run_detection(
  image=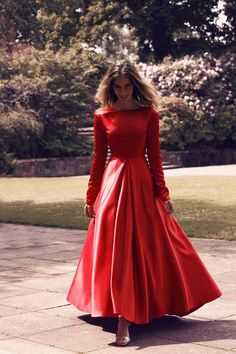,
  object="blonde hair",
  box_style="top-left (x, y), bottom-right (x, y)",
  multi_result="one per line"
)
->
top-left (94, 60), bottom-right (159, 109)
